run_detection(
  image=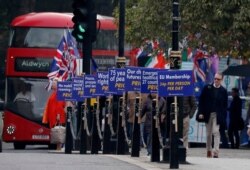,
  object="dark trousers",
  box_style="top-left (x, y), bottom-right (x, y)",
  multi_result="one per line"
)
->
top-left (228, 125), bottom-right (240, 149)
